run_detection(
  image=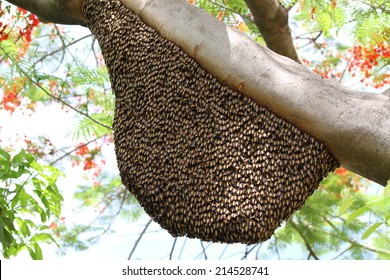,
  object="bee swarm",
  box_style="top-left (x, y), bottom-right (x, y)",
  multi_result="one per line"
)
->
top-left (83, 0), bottom-right (338, 244)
